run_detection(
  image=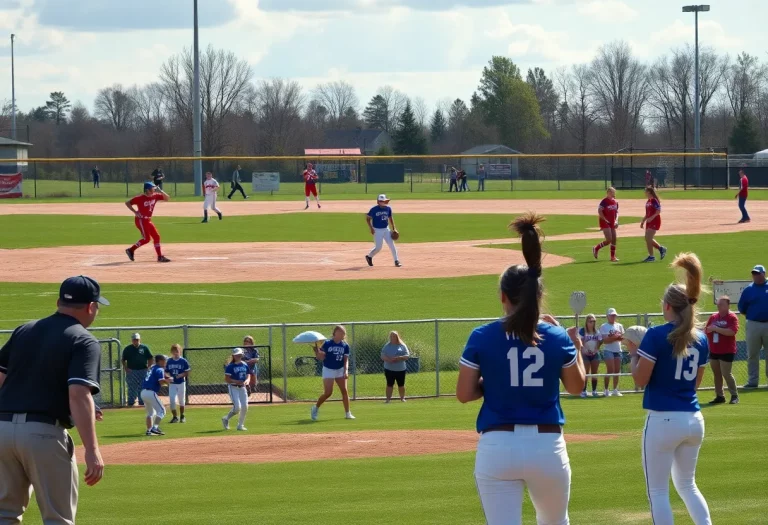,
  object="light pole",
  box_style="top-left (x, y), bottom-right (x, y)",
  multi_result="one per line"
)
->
top-left (193, 0), bottom-right (203, 196)
top-left (682, 4), bottom-right (710, 177)
top-left (10, 34), bottom-right (16, 140)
